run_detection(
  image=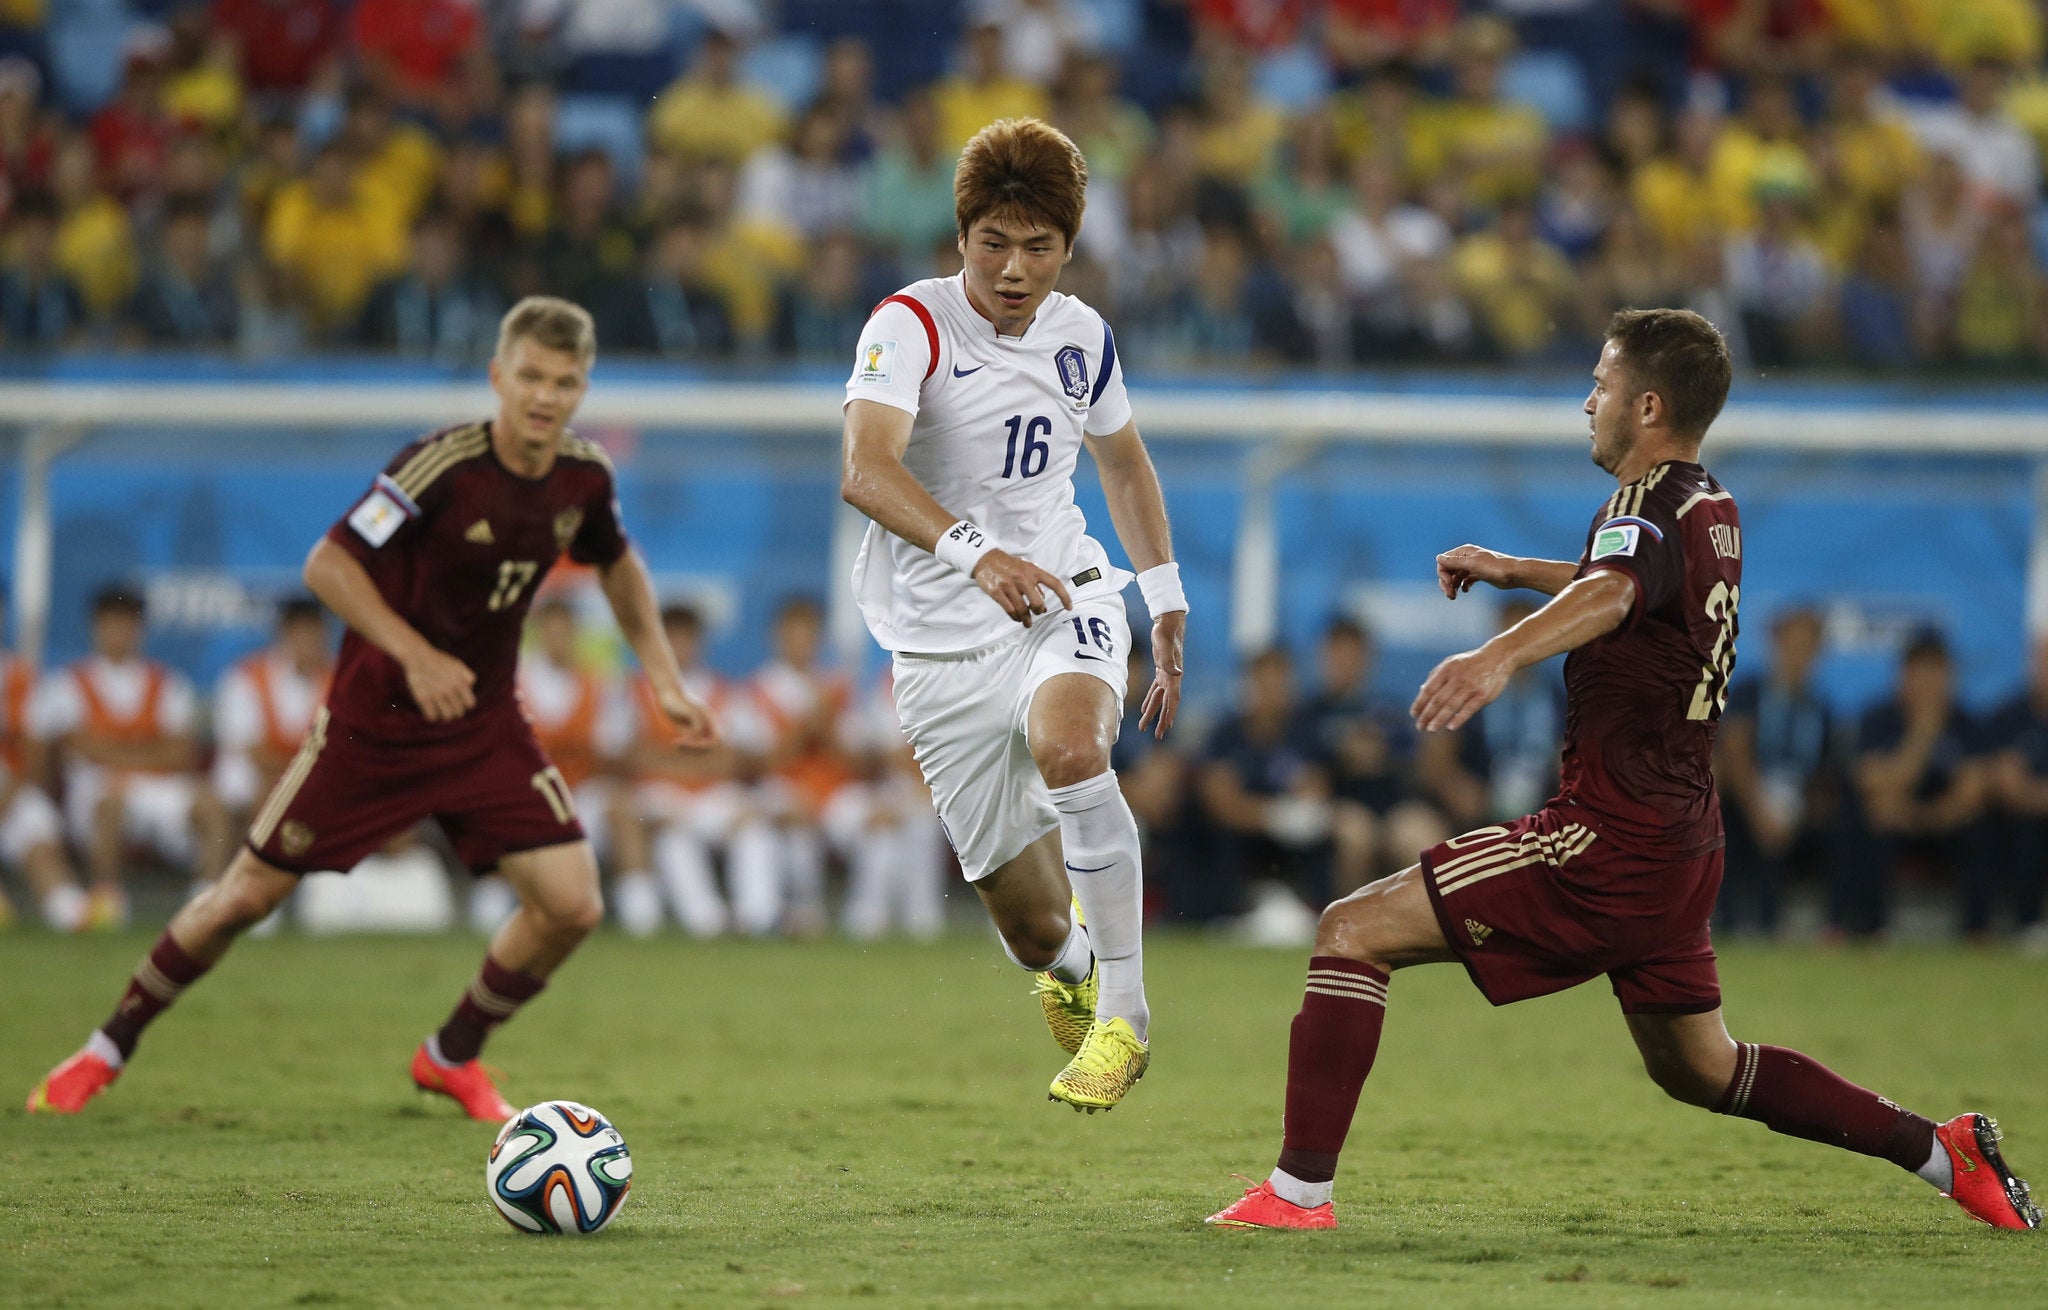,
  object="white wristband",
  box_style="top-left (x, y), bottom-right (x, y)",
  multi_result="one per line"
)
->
top-left (933, 519), bottom-right (993, 576)
top-left (1138, 562), bottom-right (1188, 618)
